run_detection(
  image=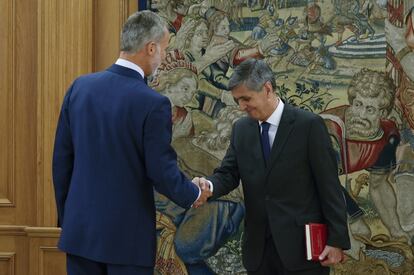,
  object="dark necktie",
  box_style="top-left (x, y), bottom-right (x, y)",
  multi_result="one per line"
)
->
top-left (261, 122), bottom-right (271, 161)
